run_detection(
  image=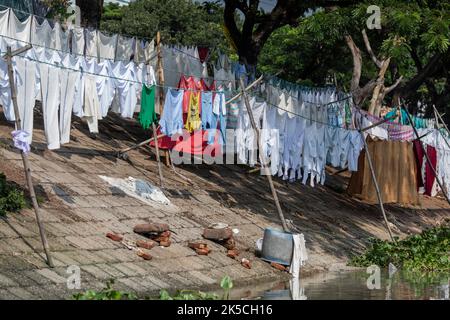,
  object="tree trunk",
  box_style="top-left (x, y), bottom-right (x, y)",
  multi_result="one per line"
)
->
top-left (76, 0), bottom-right (104, 28)
top-left (369, 58), bottom-right (390, 116)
